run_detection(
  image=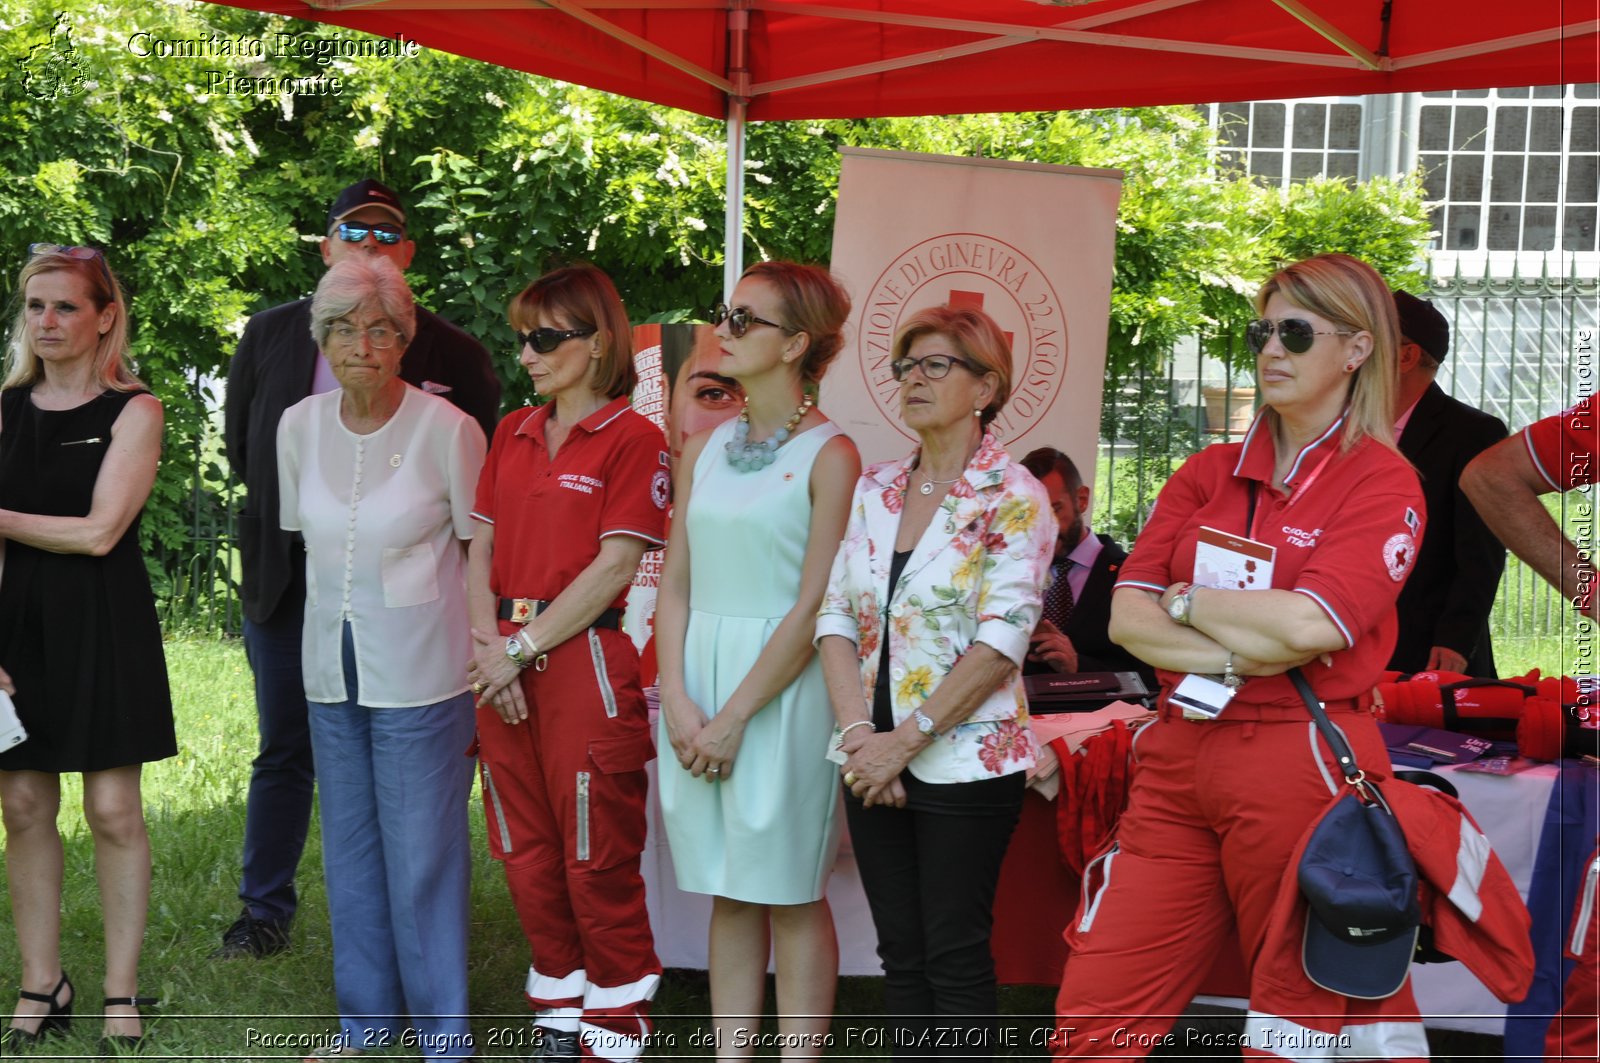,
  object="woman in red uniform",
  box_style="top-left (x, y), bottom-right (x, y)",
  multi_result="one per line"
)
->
top-left (1054, 253), bottom-right (1430, 1058)
top-left (467, 264), bottom-right (667, 1063)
